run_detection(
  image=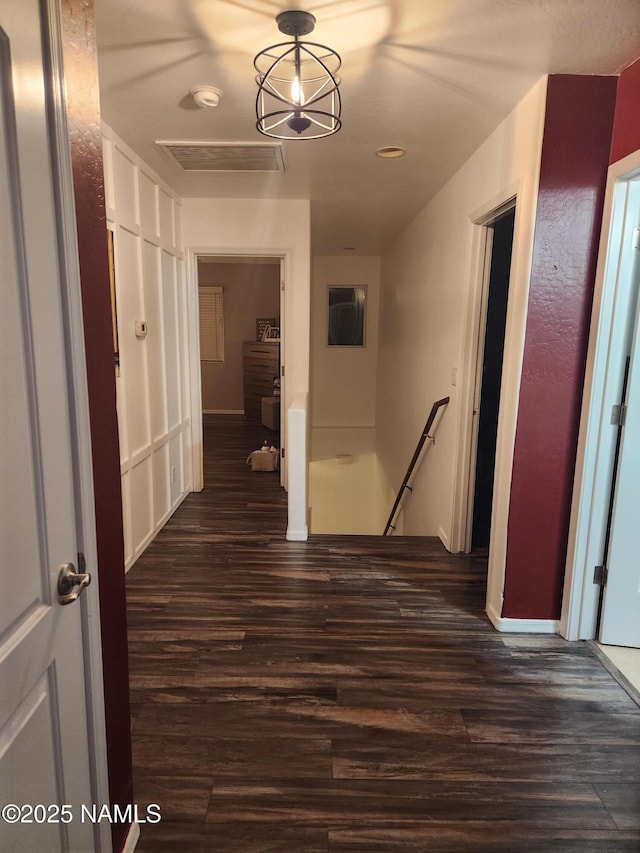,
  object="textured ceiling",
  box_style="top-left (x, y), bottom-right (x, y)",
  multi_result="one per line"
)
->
top-left (95, 0), bottom-right (640, 254)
